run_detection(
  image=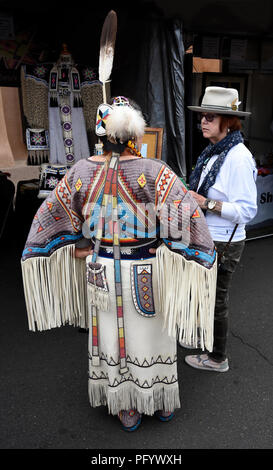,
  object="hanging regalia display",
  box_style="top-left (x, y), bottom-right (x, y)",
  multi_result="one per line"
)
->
top-left (26, 128), bottom-right (50, 165)
top-left (21, 62), bottom-right (50, 166)
top-left (37, 163), bottom-right (72, 199)
top-left (20, 44), bottom-right (107, 197)
top-left (49, 55), bottom-right (83, 108)
top-left (47, 44), bottom-right (89, 169)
